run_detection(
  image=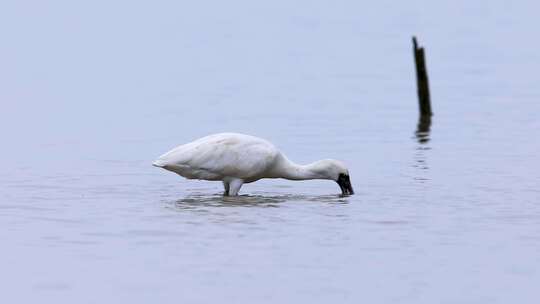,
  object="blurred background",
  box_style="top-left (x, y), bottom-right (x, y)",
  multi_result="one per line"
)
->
top-left (1, 1), bottom-right (539, 303)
